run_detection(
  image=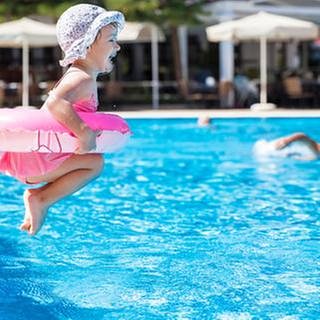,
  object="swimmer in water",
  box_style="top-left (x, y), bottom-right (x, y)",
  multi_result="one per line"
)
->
top-left (197, 115), bottom-right (213, 127)
top-left (254, 132), bottom-right (320, 161)
top-left (197, 115), bottom-right (214, 129)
